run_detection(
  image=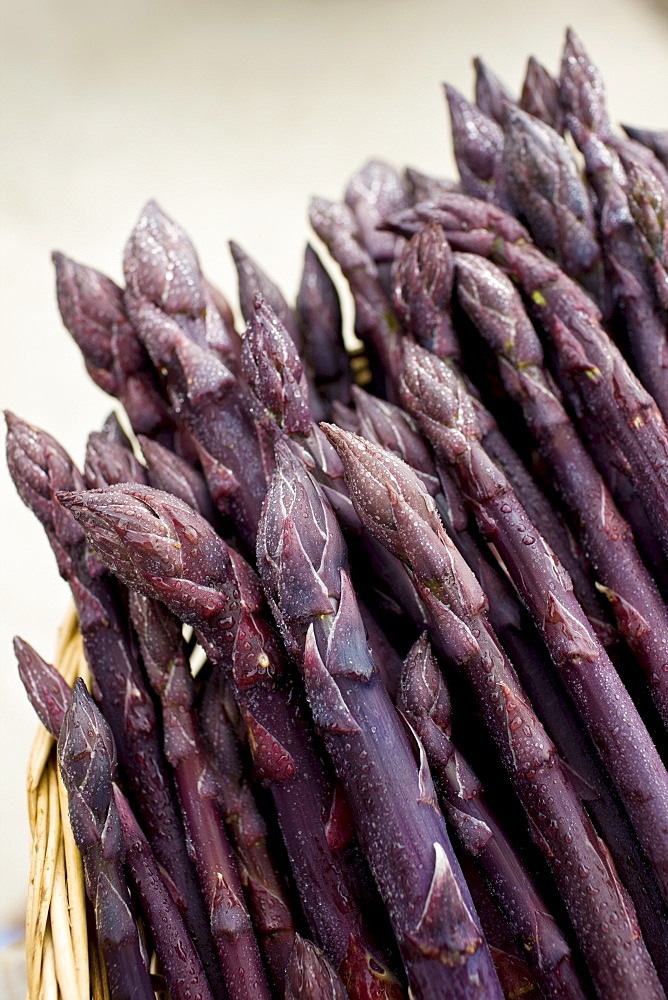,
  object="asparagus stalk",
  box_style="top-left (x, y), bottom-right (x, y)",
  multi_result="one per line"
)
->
top-left (5, 413), bottom-right (223, 994)
top-left (285, 936), bottom-right (349, 1000)
top-left (323, 424), bottom-right (665, 1000)
top-left (13, 638), bottom-right (216, 1000)
top-left (296, 244), bottom-right (353, 409)
top-left (122, 203), bottom-right (267, 547)
top-left (123, 200), bottom-right (239, 363)
top-left (398, 634), bottom-right (588, 1000)
top-left (454, 250), bottom-right (668, 724)
top-left (14, 637), bottom-right (72, 739)
top-left (52, 253), bottom-right (174, 439)
top-left (113, 787), bottom-right (216, 1000)
top-left (473, 58), bottom-right (513, 126)
top-left (502, 105), bottom-right (605, 306)
top-left (257, 441), bottom-right (503, 1000)
top-left (398, 341), bottom-right (668, 901)
top-left (520, 57), bottom-right (564, 135)
top-left (347, 383), bottom-right (668, 972)
top-left (127, 591), bottom-right (274, 1000)
top-left (138, 435), bottom-right (217, 524)
top-left (558, 29), bottom-right (668, 419)
top-left (230, 239), bottom-right (303, 353)
top-left (444, 85), bottom-right (513, 212)
top-left (309, 196), bottom-right (401, 397)
top-left (622, 125), bottom-right (668, 171)
top-left (58, 679), bottom-right (155, 1000)
top-left (391, 221), bottom-right (459, 361)
top-left (344, 160), bottom-right (409, 297)
top-left (385, 194), bottom-right (668, 561)
top-left (391, 225), bottom-right (615, 643)
top-left (58, 483), bottom-right (403, 1000)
